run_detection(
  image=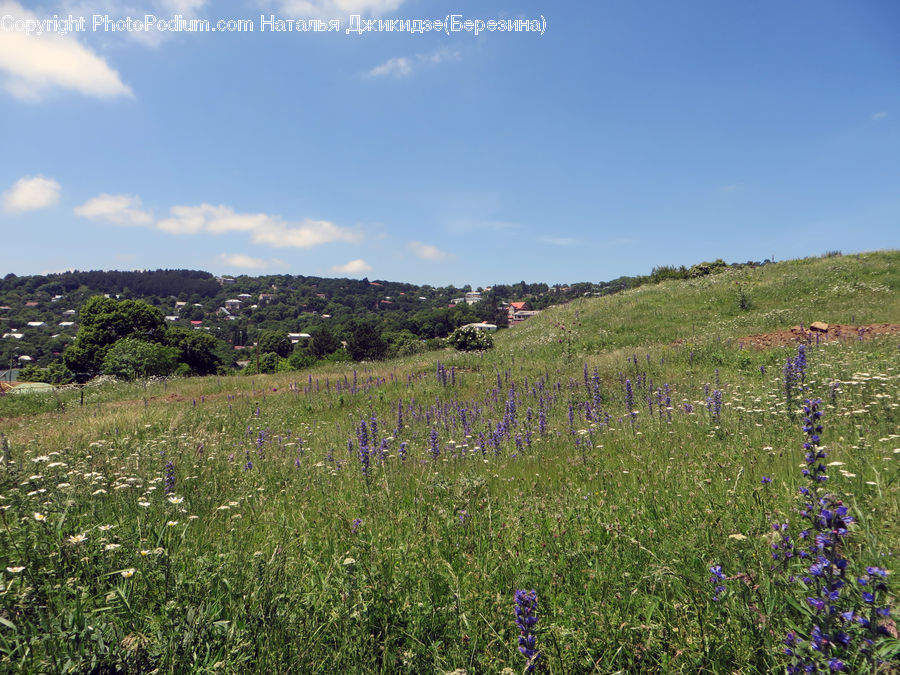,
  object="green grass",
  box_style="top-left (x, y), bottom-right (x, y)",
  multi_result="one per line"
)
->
top-left (0, 251), bottom-right (898, 673)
